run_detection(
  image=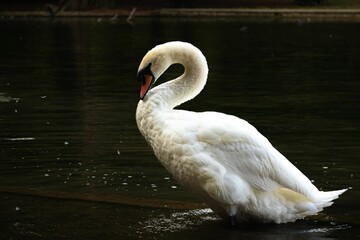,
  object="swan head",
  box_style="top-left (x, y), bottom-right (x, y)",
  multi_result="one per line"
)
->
top-left (137, 44), bottom-right (172, 100)
top-left (136, 41), bottom-right (208, 103)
